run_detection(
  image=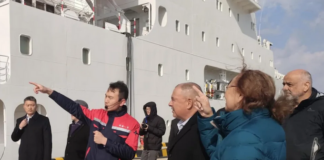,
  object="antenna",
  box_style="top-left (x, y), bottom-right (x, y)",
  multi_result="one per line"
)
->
top-left (258, 0), bottom-right (267, 37)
